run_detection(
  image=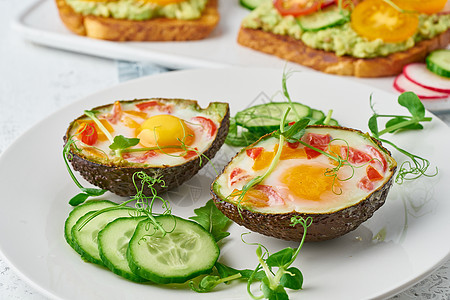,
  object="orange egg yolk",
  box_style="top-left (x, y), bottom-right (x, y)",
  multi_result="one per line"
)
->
top-left (280, 164), bottom-right (336, 201)
top-left (231, 189), bottom-right (270, 208)
top-left (252, 144), bottom-right (307, 171)
top-left (136, 115), bottom-right (194, 149)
